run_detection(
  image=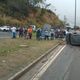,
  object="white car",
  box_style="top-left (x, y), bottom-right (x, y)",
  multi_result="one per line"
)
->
top-left (0, 26), bottom-right (10, 31)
